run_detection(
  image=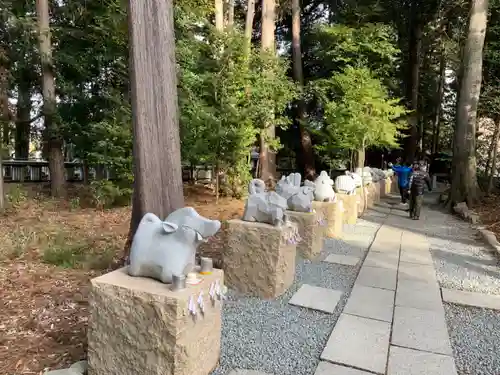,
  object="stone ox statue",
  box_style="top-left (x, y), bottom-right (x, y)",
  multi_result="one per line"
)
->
top-left (276, 173), bottom-right (315, 212)
top-left (128, 207), bottom-right (221, 284)
top-left (242, 179), bottom-right (288, 226)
